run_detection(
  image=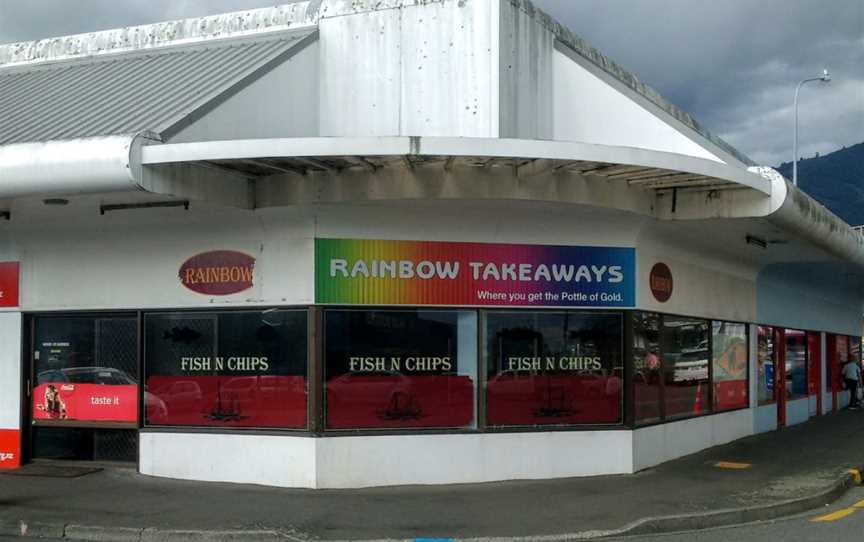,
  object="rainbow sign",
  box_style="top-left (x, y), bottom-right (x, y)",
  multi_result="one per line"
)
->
top-left (315, 239), bottom-right (635, 307)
